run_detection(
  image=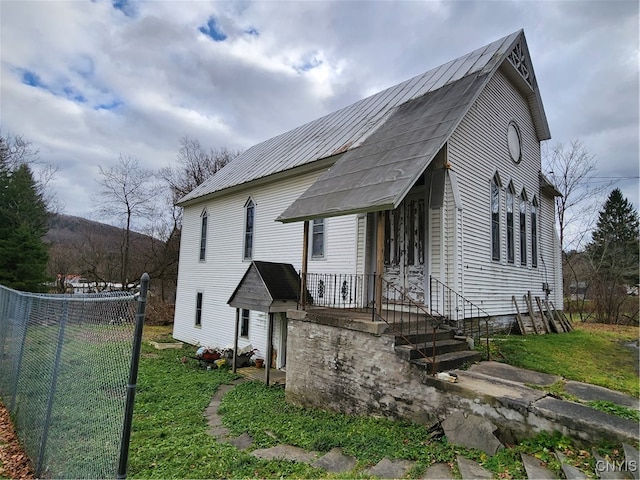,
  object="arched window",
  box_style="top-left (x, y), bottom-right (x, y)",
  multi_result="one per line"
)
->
top-left (244, 198), bottom-right (255, 260)
top-left (519, 190), bottom-right (527, 266)
top-left (199, 208), bottom-right (208, 261)
top-left (531, 197), bottom-right (538, 268)
top-left (506, 183), bottom-right (515, 264)
top-left (491, 174), bottom-right (501, 261)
